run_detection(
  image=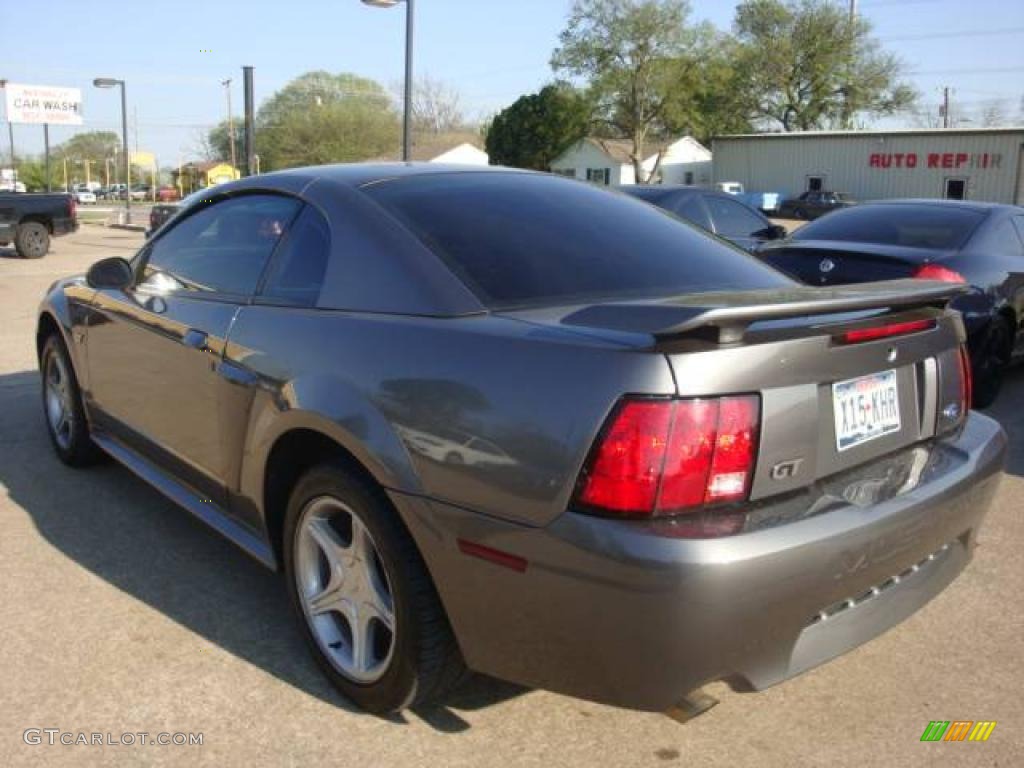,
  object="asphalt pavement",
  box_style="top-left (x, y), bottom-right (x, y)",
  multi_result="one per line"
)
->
top-left (0, 228), bottom-right (1020, 767)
